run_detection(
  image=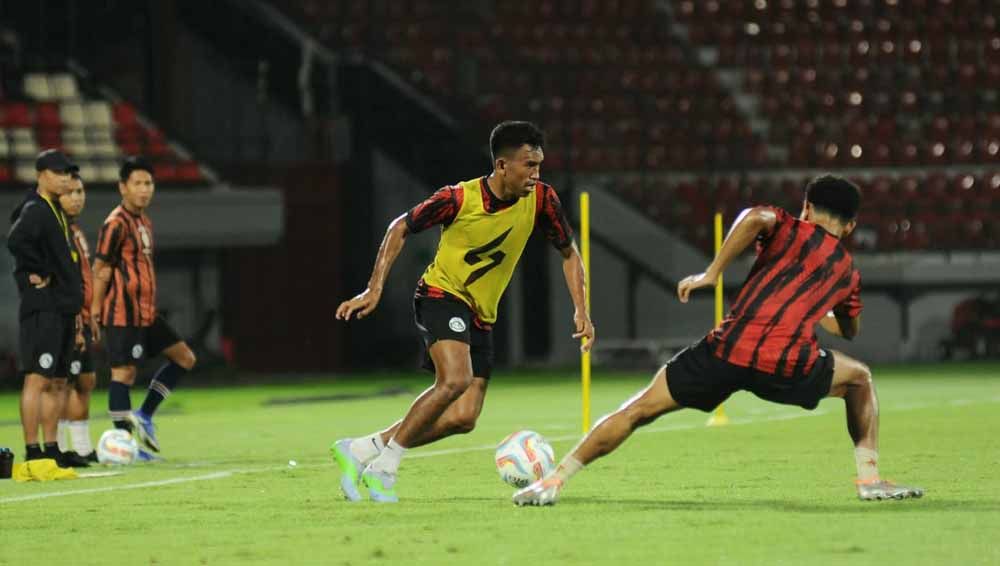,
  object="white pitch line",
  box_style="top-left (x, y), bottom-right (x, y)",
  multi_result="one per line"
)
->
top-left (0, 471), bottom-right (233, 504)
top-left (1, 396), bottom-right (995, 504)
